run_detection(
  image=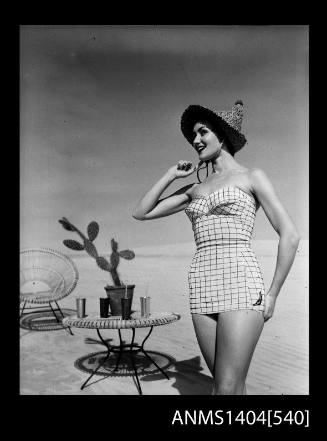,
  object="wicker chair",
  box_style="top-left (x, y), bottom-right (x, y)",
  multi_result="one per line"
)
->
top-left (20, 248), bottom-right (79, 334)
